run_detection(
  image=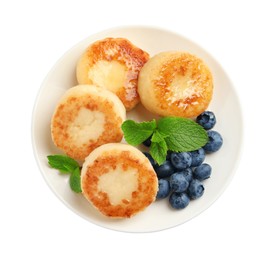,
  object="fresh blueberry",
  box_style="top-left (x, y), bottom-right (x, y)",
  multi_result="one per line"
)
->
top-left (143, 152), bottom-right (157, 167)
top-left (203, 130), bottom-right (223, 153)
top-left (156, 179), bottom-right (170, 199)
top-left (196, 111), bottom-right (216, 130)
top-left (169, 192), bottom-right (190, 209)
top-left (170, 173), bottom-right (189, 192)
top-left (190, 148), bottom-right (206, 167)
top-left (188, 179), bottom-right (204, 199)
top-left (178, 168), bottom-right (193, 183)
top-left (154, 160), bottom-right (175, 178)
top-left (193, 163), bottom-right (212, 181)
top-left (170, 152), bottom-right (192, 170)
top-left (142, 136), bottom-right (152, 147)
